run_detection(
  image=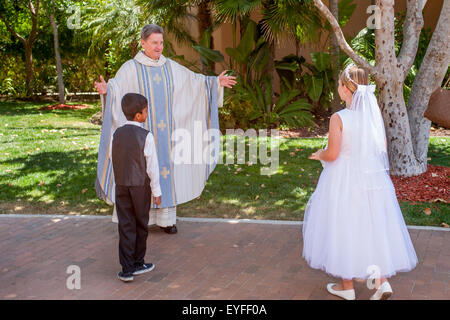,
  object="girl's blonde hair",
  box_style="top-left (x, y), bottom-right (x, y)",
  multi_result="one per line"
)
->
top-left (339, 65), bottom-right (369, 93)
